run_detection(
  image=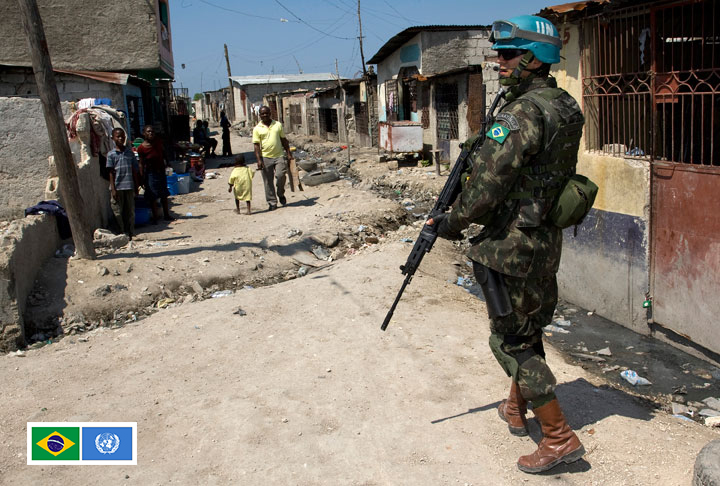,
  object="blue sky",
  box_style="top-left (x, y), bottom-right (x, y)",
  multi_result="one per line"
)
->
top-left (171, 0), bottom-right (558, 96)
